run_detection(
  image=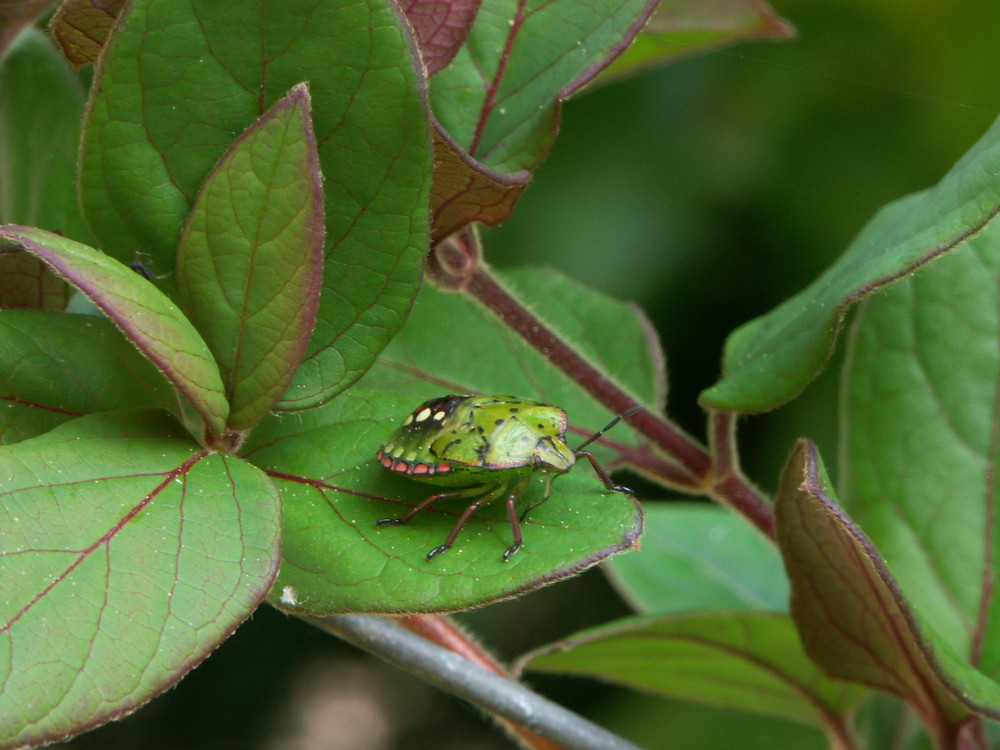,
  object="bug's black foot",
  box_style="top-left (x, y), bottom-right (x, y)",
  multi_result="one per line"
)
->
top-left (376, 517), bottom-right (405, 527)
top-left (502, 543), bottom-right (522, 561)
top-left (426, 544), bottom-right (450, 560)
top-left (612, 485), bottom-right (635, 497)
